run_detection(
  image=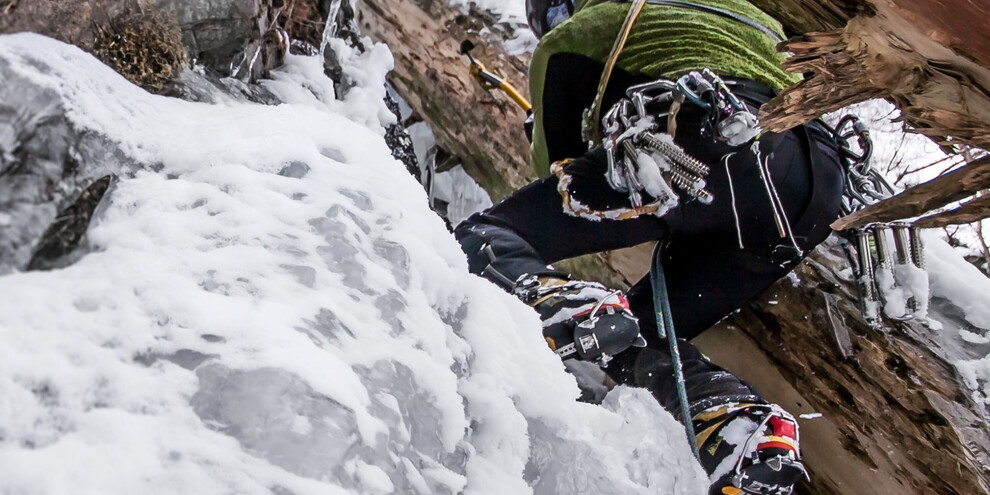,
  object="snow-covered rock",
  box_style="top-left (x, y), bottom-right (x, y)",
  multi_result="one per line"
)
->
top-left (0, 33), bottom-right (707, 495)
